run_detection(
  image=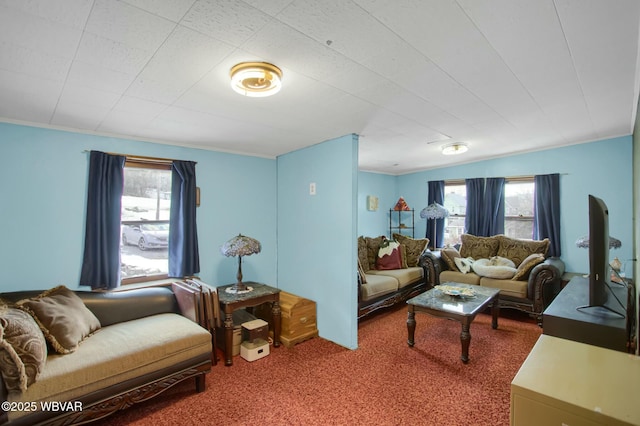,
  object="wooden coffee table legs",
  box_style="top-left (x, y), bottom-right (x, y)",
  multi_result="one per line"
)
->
top-left (460, 297), bottom-right (500, 363)
top-left (491, 299), bottom-right (499, 329)
top-left (407, 310), bottom-right (416, 347)
top-left (407, 299), bottom-right (500, 363)
top-left (460, 321), bottom-right (471, 363)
